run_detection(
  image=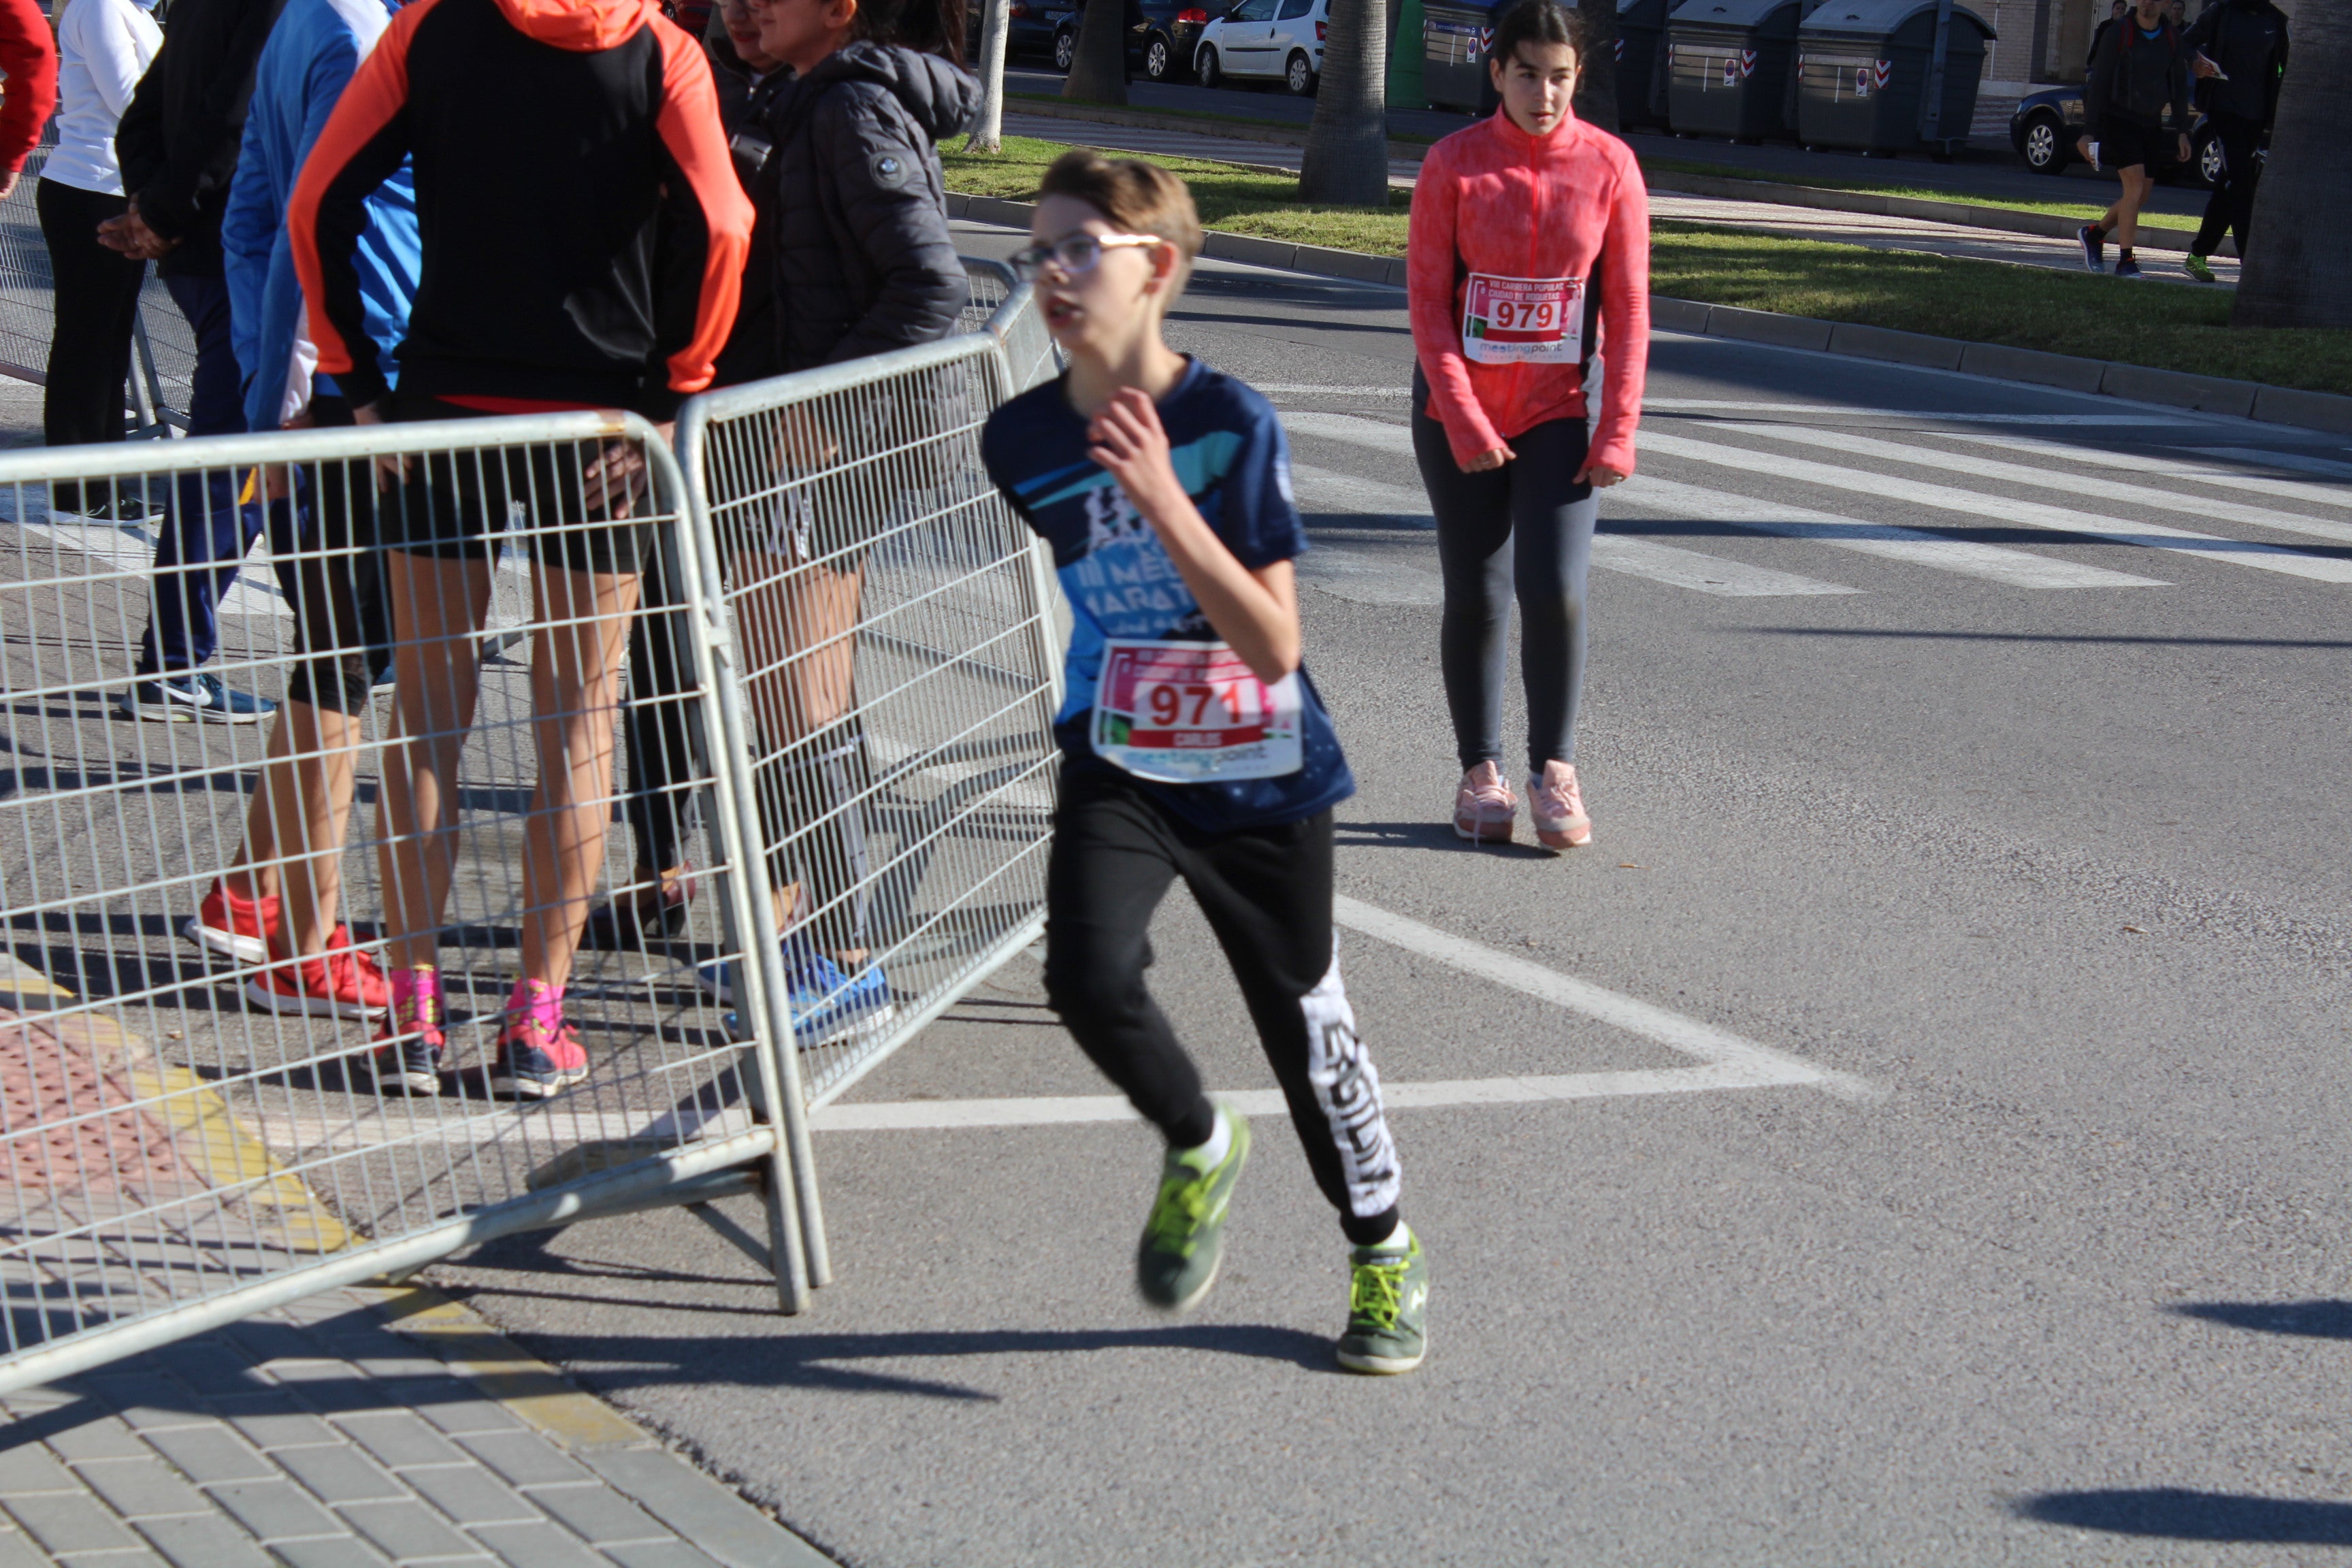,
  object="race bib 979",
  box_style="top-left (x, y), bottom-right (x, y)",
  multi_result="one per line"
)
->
top-left (1092, 638), bottom-right (1303, 784)
top-left (1461, 273), bottom-right (1585, 365)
